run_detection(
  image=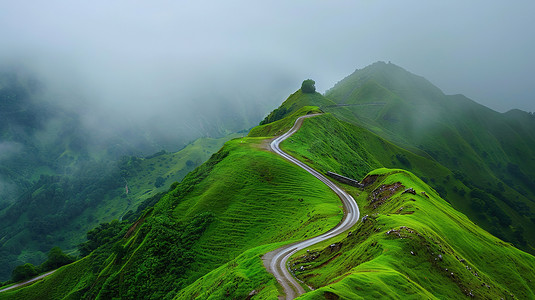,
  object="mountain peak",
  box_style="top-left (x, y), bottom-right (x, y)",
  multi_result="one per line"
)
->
top-left (326, 61), bottom-right (444, 105)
